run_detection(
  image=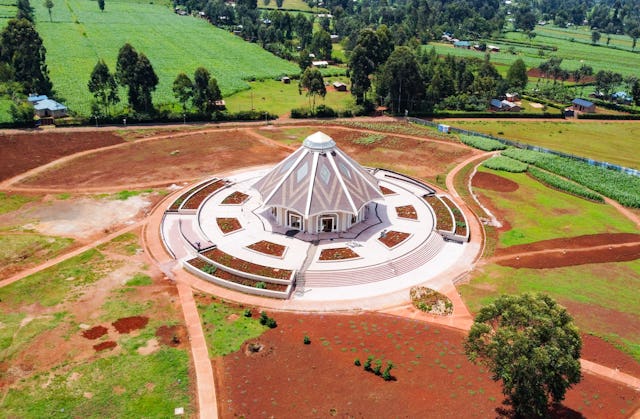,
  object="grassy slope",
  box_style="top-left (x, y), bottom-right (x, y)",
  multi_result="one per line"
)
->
top-left (32, 0), bottom-right (298, 116)
top-left (441, 120), bottom-right (640, 170)
top-left (475, 167), bottom-right (637, 247)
